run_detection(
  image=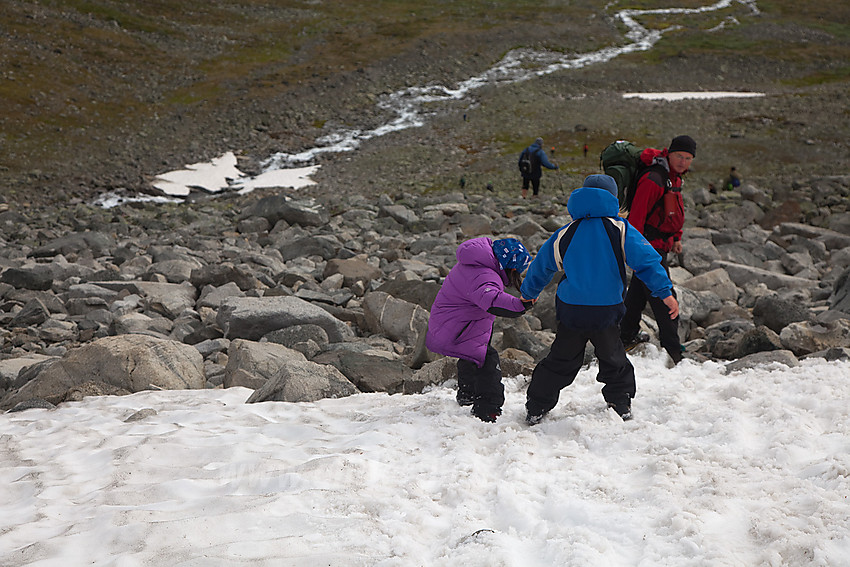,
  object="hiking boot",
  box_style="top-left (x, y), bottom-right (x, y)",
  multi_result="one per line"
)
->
top-left (607, 402), bottom-right (632, 421)
top-left (456, 391), bottom-right (475, 407)
top-left (525, 410), bottom-right (548, 426)
top-left (622, 331), bottom-right (650, 351)
top-left (472, 407), bottom-right (501, 423)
